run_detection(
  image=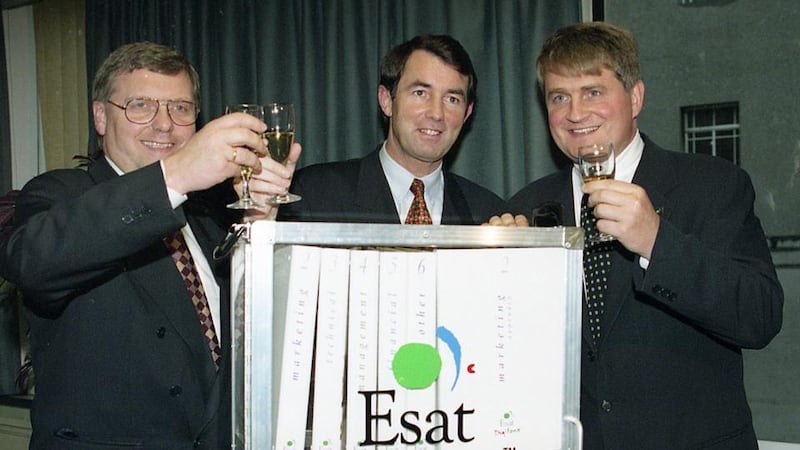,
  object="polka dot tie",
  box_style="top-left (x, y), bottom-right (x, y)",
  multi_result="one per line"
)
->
top-left (404, 179), bottom-right (433, 225)
top-left (581, 195), bottom-right (612, 343)
top-left (164, 231), bottom-right (222, 370)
